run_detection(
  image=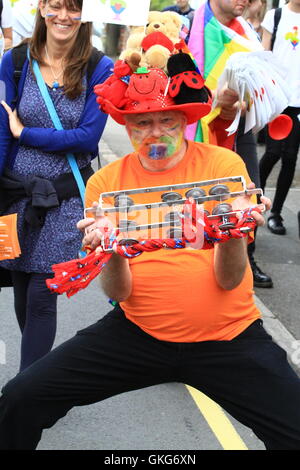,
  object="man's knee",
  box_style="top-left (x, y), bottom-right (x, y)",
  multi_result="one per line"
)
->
top-left (1, 373), bottom-right (36, 412)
